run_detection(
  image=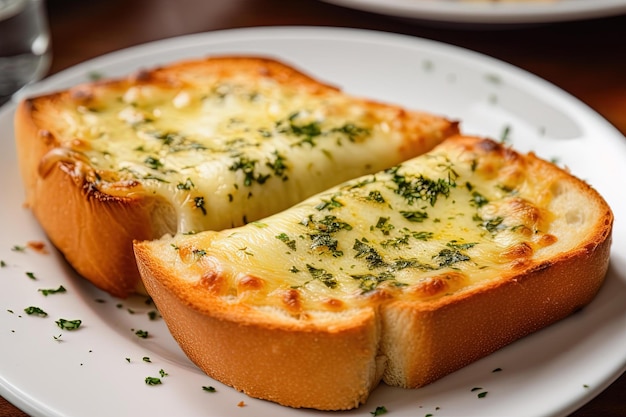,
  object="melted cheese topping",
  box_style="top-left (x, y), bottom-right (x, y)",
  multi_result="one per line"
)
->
top-left (51, 75), bottom-right (415, 233)
top-left (168, 139), bottom-right (582, 313)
